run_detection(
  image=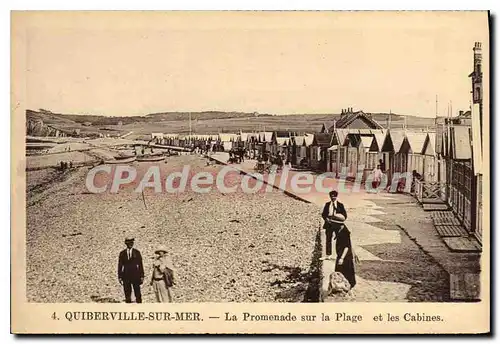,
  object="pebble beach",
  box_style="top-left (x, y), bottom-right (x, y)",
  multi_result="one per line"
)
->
top-left (26, 155), bottom-right (321, 303)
